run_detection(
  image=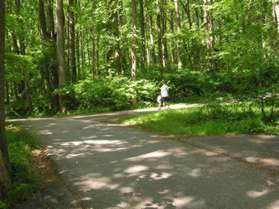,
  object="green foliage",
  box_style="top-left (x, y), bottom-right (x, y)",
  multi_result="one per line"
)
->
top-left (7, 183), bottom-right (37, 203)
top-left (4, 0), bottom-right (279, 117)
top-left (9, 141), bottom-right (32, 172)
top-left (213, 63), bottom-right (279, 96)
top-left (165, 70), bottom-right (210, 98)
top-left (5, 53), bottom-right (34, 83)
top-left (0, 201), bottom-right (8, 209)
top-left (58, 76), bottom-right (157, 111)
top-left (6, 127), bottom-right (41, 149)
top-left (137, 64), bottom-right (279, 103)
top-left (121, 103), bottom-right (278, 136)
top-left (3, 127), bottom-right (41, 207)
top-left (4, 53), bottom-right (37, 117)
top-left (138, 67), bottom-right (212, 98)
